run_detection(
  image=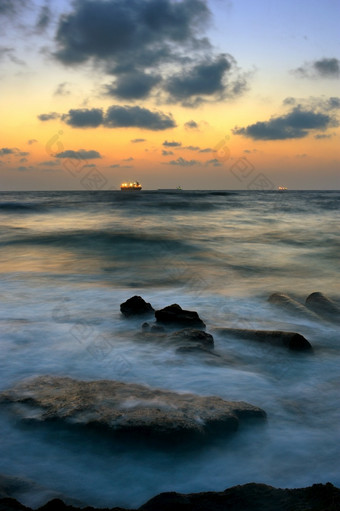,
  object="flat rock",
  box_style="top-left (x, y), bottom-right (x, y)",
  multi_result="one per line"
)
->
top-left (214, 328), bottom-right (312, 351)
top-left (155, 304), bottom-right (205, 329)
top-left (169, 329), bottom-right (214, 350)
top-left (0, 376), bottom-right (265, 441)
top-left (268, 293), bottom-right (321, 321)
top-left (120, 296), bottom-right (154, 317)
top-left (306, 292), bottom-right (340, 323)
